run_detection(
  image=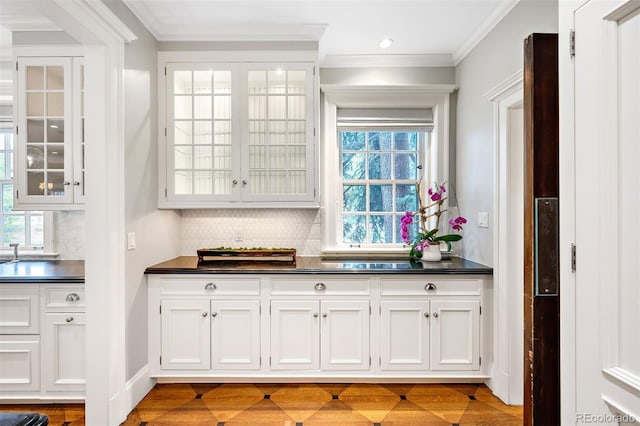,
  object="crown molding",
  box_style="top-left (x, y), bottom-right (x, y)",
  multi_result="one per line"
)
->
top-left (453, 0), bottom-right (521, 65)
top-left (321, 53), bottom-right (454, 68)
